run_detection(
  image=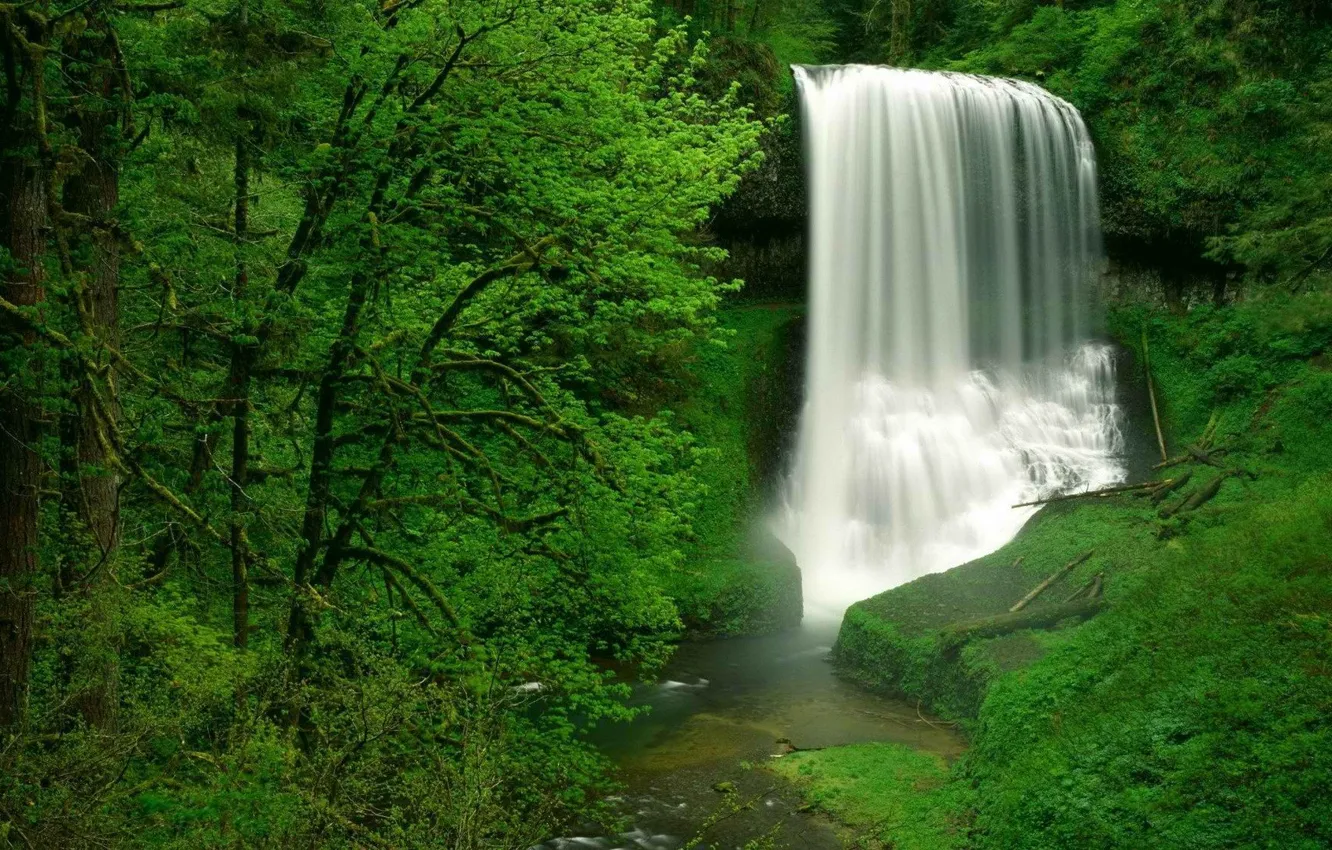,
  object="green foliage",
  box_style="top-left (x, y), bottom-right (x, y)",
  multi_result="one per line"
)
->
top-left (771, 743), bottom-right (971, 849)
top-left (656, 0), bottom-right (836, 108)
top-left (759, 0), bottom-right (839, 72)
top-left (0, 0), bottom-right (775, 845)
top-left (666, 305), bottom-right (805, 636)
top-left (1111, 290), bottom-right (1332, 464)
top-left (966, 479), bottom-right (1332, 849)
